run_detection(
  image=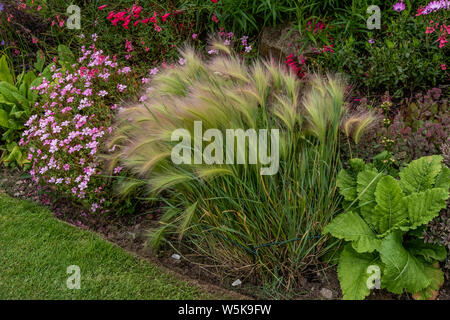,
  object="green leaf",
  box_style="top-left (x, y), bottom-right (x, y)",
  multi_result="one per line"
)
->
top-left (337, 169), bottom-right (357, 202)
top-left (0, 109), bottom-right (10, 128)
top-left (399, 156), bottom-right (443, 194)
top-left (324, 211), bottom-right (381, 253)
top-left (412, 263), bottom-right (444, 300)
top-left (0, 55), bottom-right (14, 84)
top-left (34, 50), bottom-right (45, 73)
top-left (337, 244), bottom-right (378, 300)
top-left (357, 169), bottom-right (382, 226)
top-left (58, 45), bottom-right (75, 70)
top-left (434, 166), bottom-right (449, 191)
top-left (0, 81), bottom-right (19, 105)
top-left (373, 176), bottom-right (407, 234)
top-left (404, 188), bottom-right (448, 230)
top-left (405, 239), bottom-right (447, 263)
top-left (349, 158), bottom-right (365, 172)
top-left (380, 231), bottom-right (430, 294)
